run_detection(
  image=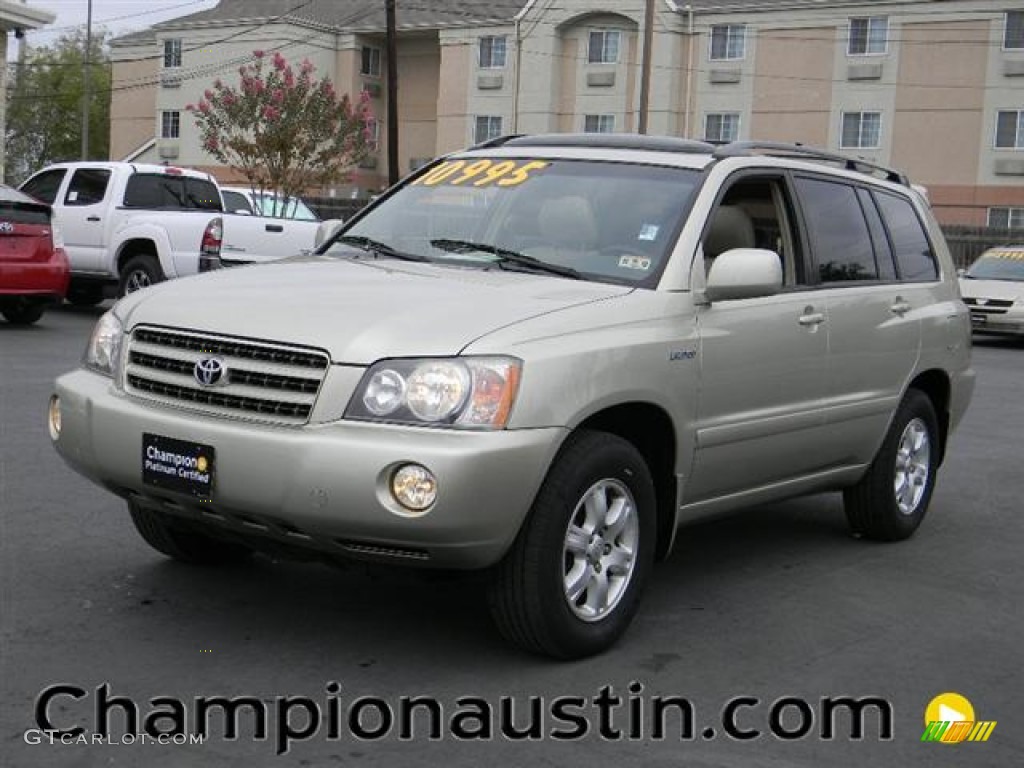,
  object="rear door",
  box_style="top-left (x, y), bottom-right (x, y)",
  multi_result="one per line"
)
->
top-left (793, 176), bottom-right (921, 467)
